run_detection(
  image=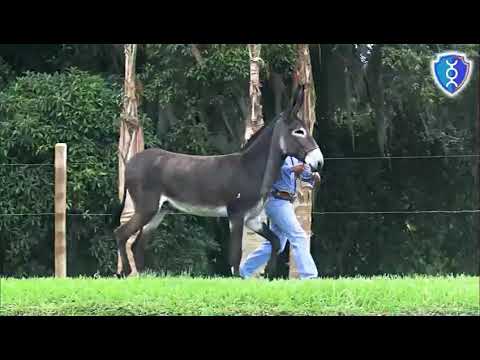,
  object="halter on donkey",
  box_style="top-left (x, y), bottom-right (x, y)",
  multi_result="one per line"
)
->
top-left (114, 85), bottom-right (324, 278)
